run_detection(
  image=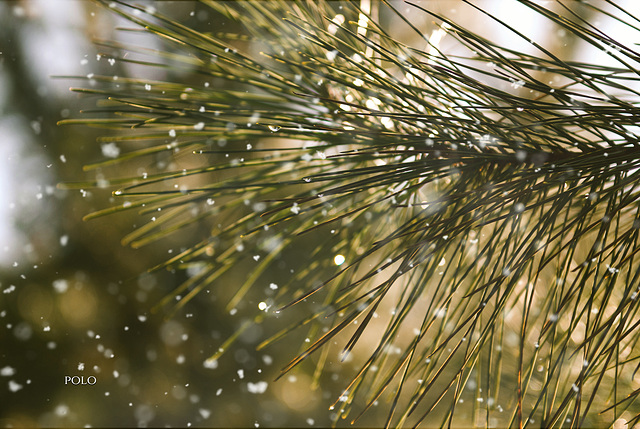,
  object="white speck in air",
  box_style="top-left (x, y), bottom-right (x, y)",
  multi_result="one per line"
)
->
top-left (247, 381), bottom-right (268, 394)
